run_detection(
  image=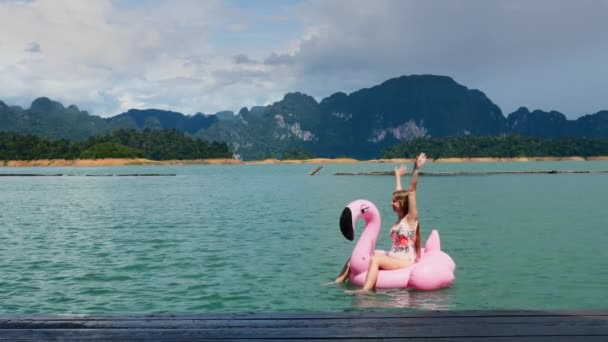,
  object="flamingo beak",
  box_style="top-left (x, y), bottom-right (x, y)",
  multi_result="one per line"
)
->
top-left (339, 207), bottom-right (354, 241)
